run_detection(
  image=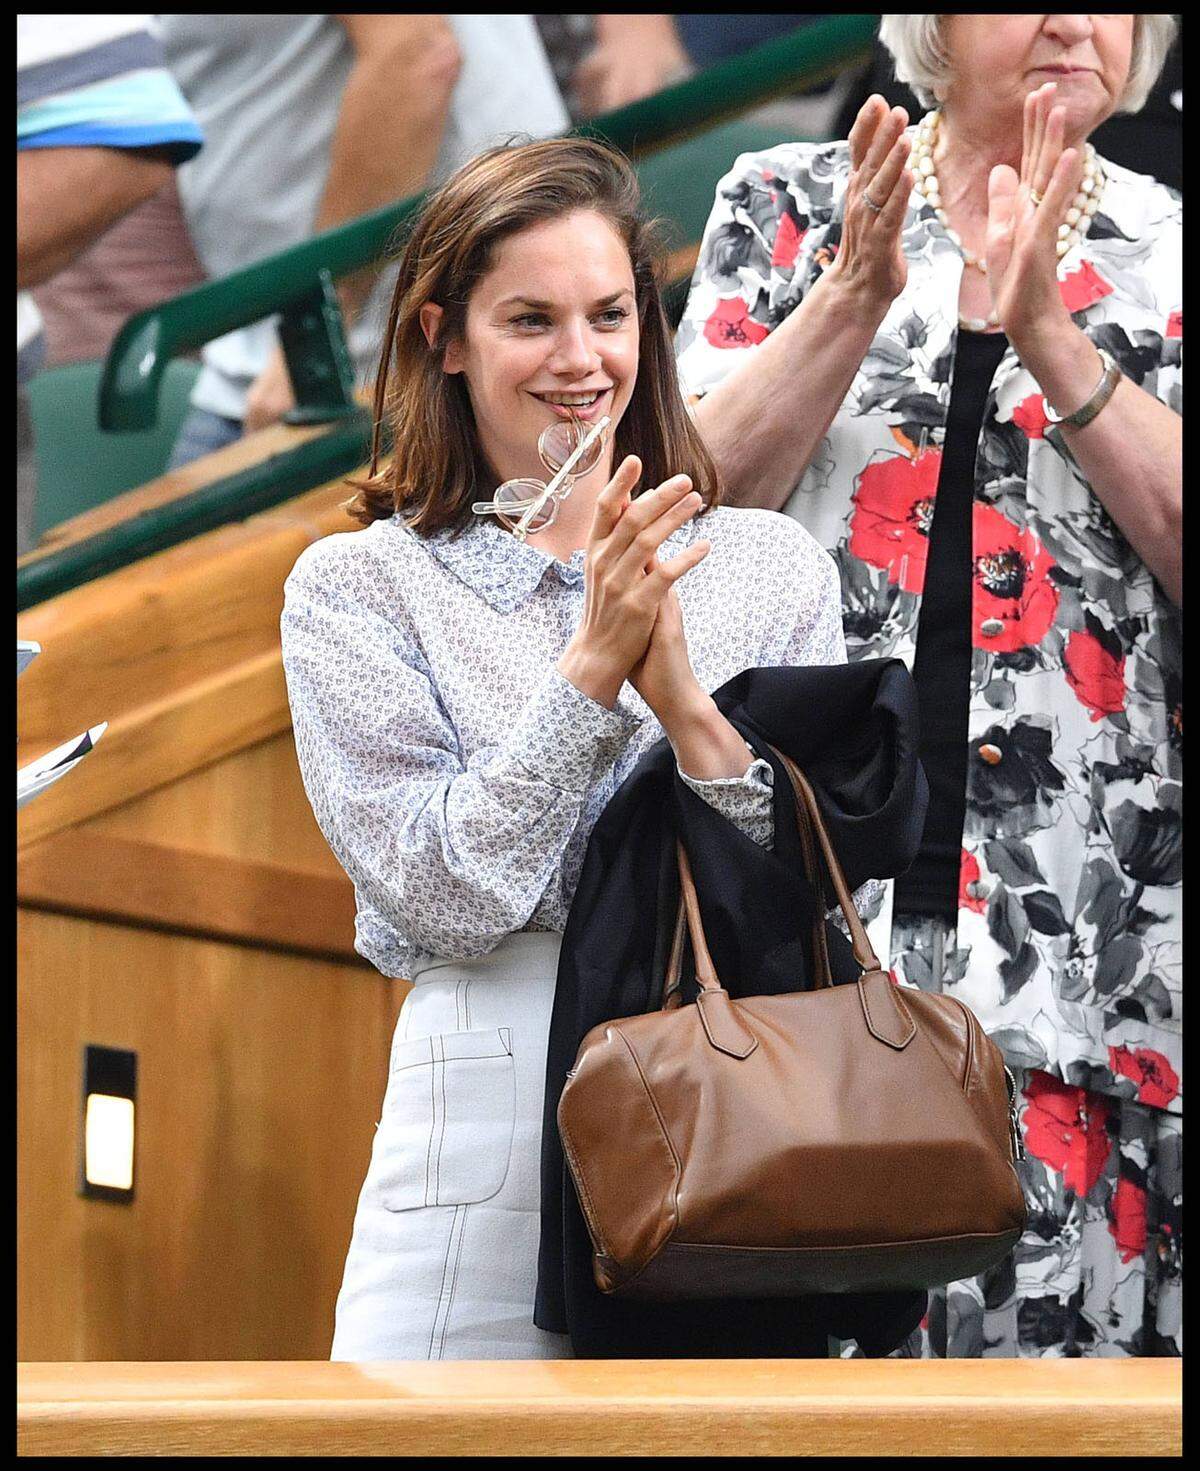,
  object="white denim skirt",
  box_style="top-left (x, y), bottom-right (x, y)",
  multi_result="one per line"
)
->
top-left (330, 931), bottom-right (574, 1361)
